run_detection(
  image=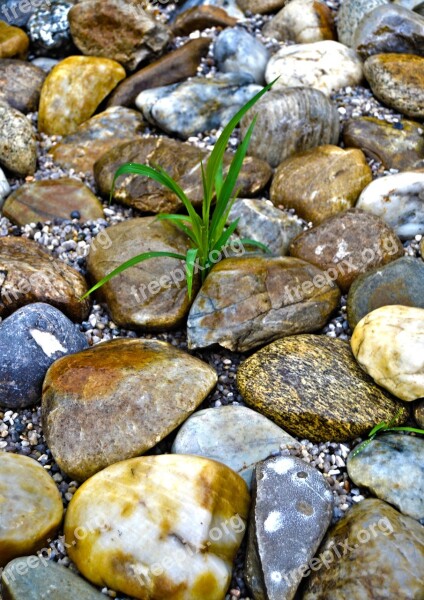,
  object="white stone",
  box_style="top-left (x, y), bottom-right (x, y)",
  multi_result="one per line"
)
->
top-left (263, 0), bottom-right (333, 43)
